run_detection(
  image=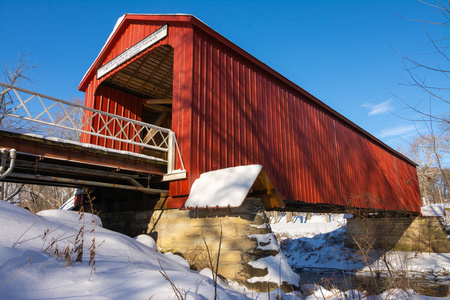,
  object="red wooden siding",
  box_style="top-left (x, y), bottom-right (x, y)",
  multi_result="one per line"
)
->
top-left (79, 15), bottom-right (421, 212)
top-left (81, 85), bottom-right (142, 153)
top-left (189, 26), bottom-right (420, 212)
